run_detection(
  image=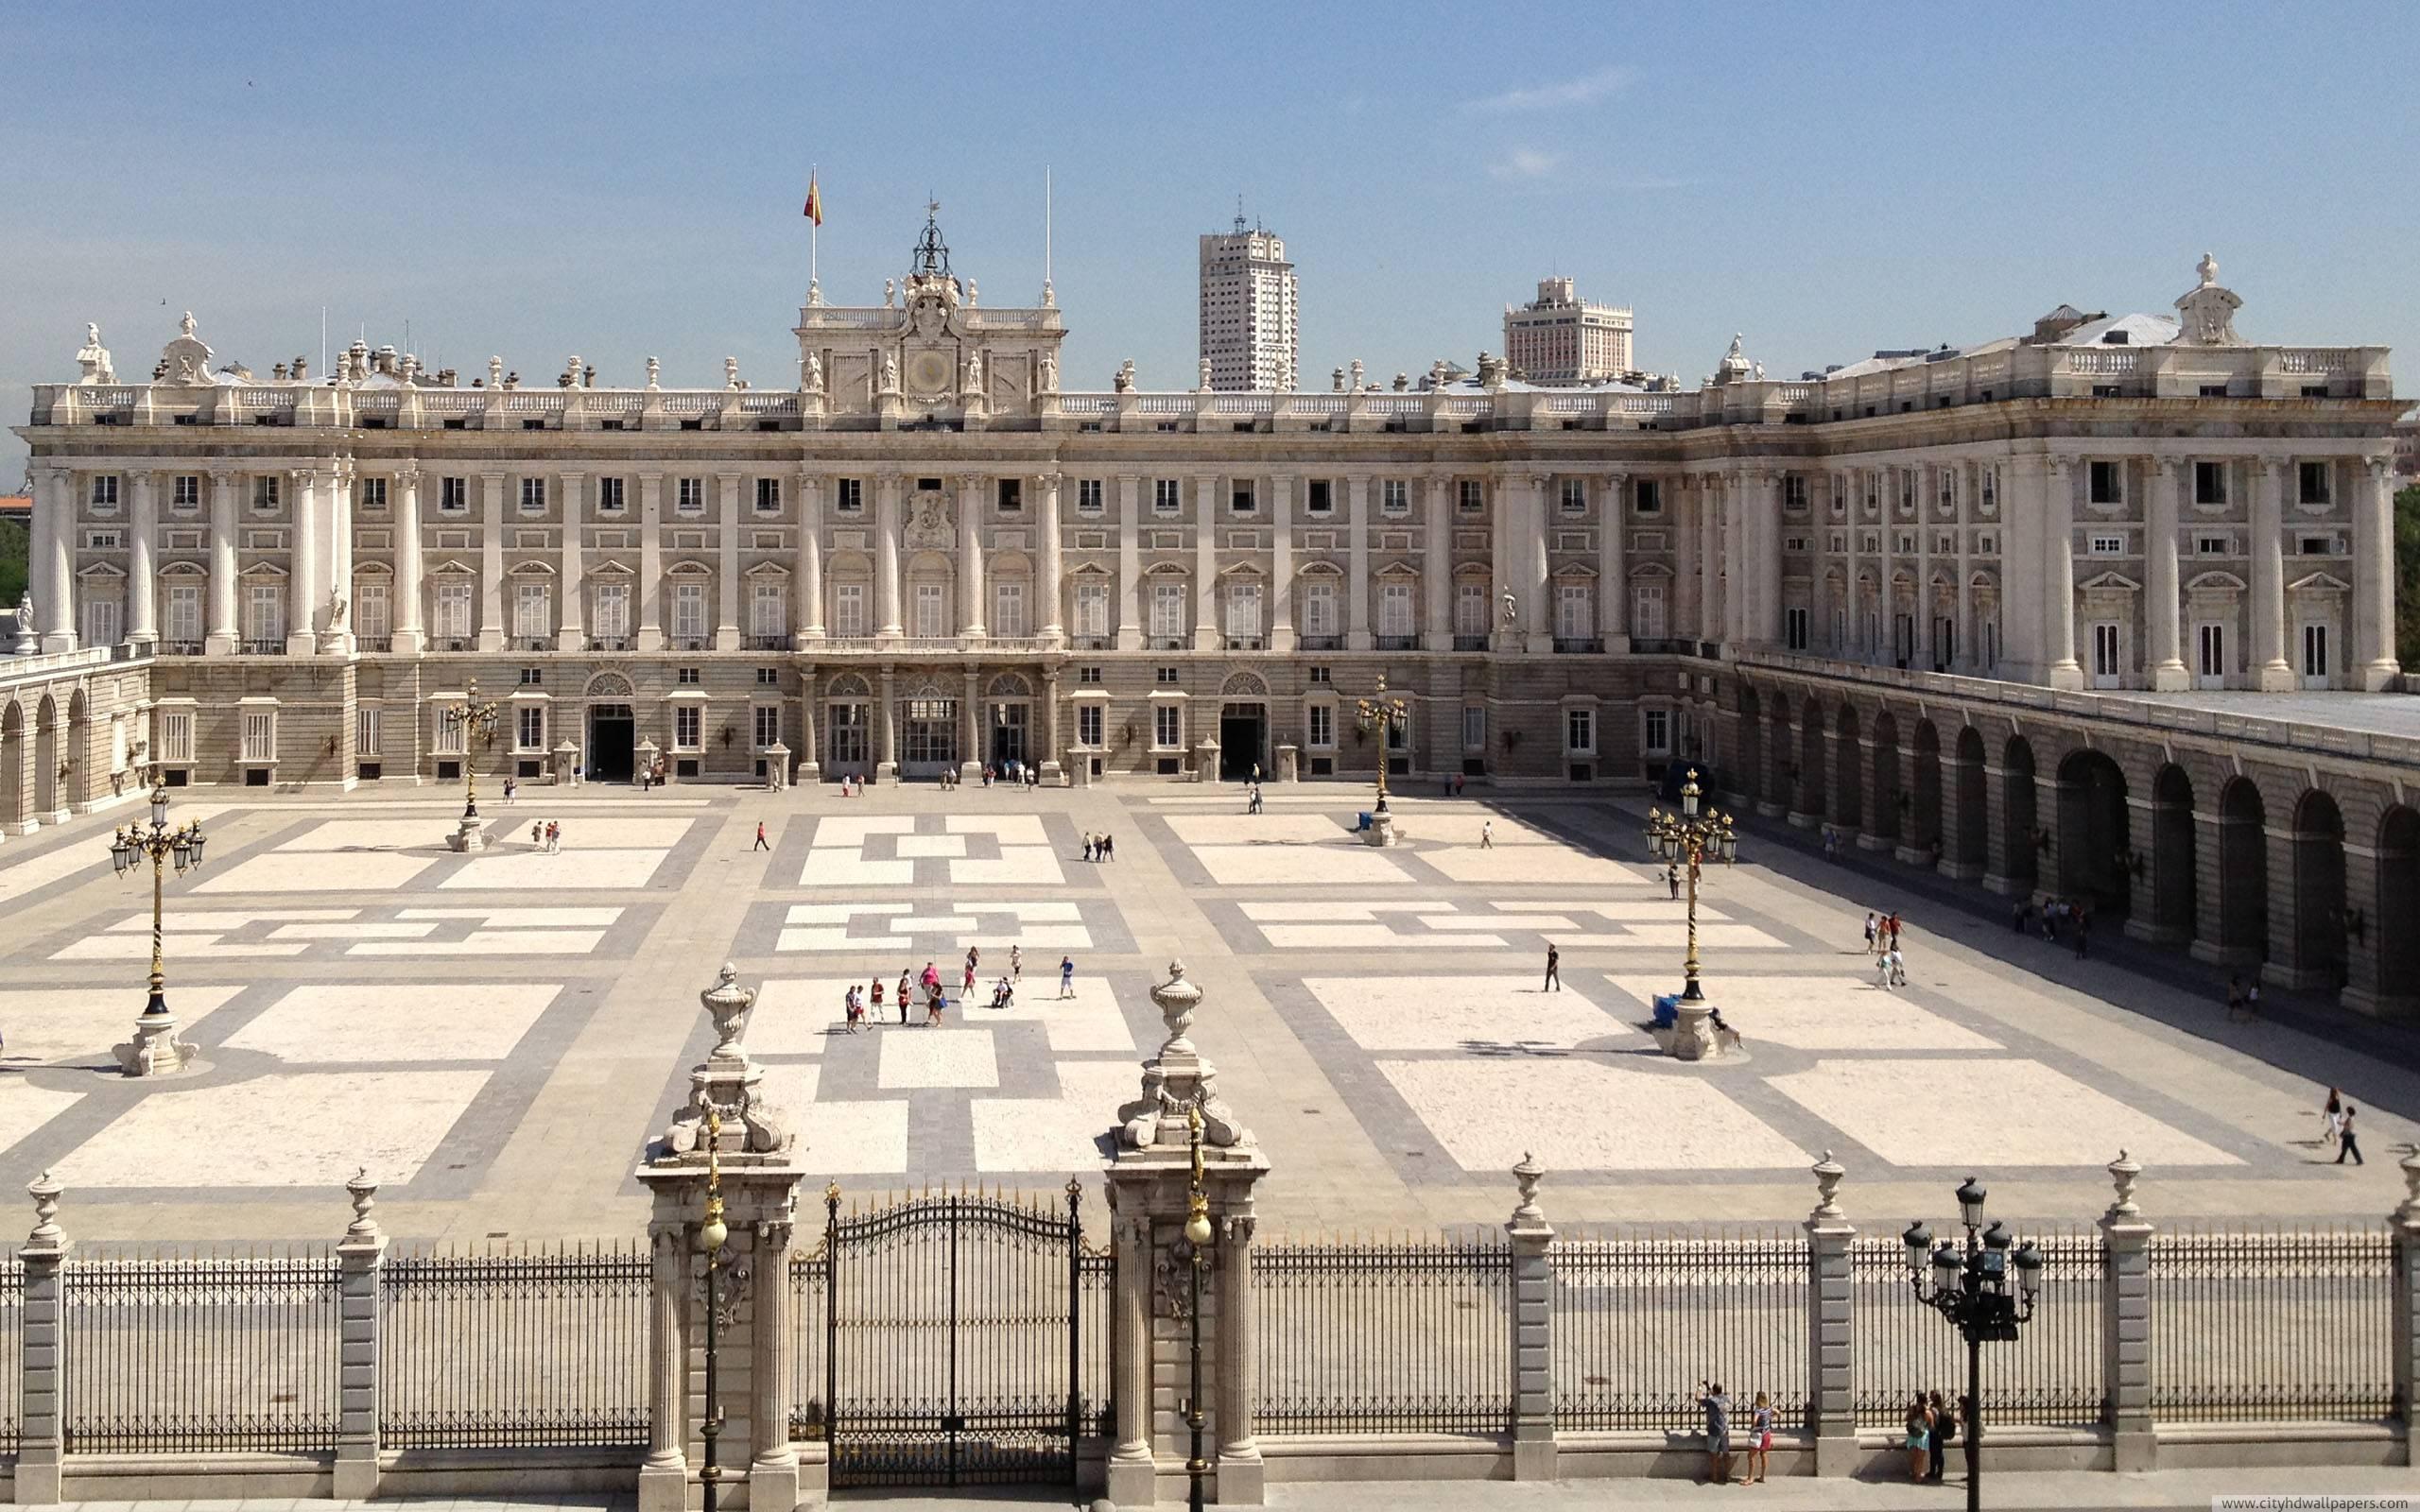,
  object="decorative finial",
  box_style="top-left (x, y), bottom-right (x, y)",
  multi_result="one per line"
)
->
top-left (26, 1171), bottom-right (62, 1246)
top-left (2105, 1149), bottom-right (2142, 1218)
top-left (346, 1167), bottom-right (381, 1239)
top-left (1149, 959), bottom-right (1203, 1057)
top-left (1810, 1149), bottom-right (1846, 1219)
top-left (2398, 1151), bottom-right (2420, 1224)
top-left (1511, 1153), bottom-right (1546, 1225)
